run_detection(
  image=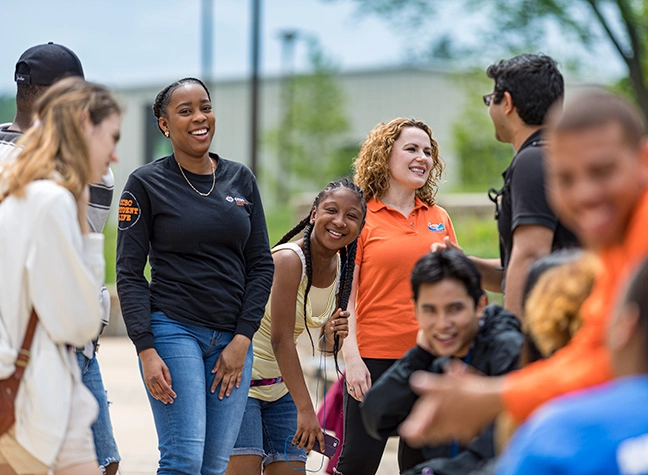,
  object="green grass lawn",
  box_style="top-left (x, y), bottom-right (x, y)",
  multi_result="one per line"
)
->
top-left (104, 225), bottom-right (117, 284)
top-left (452, 214), bottom-right (499, 258)
top-left (451, 214), bottom-right (502, 305)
